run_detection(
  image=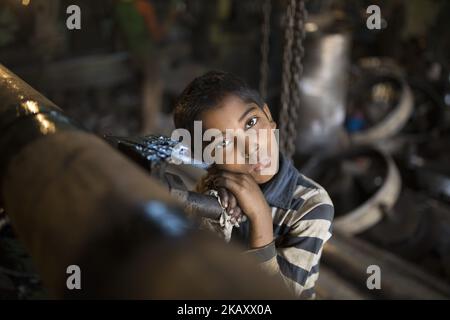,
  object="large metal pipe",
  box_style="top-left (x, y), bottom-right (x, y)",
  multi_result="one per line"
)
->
top-left (295, 30), bottom-right (351, 155)
top-left (0, 65), bottom-right (289, 299)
